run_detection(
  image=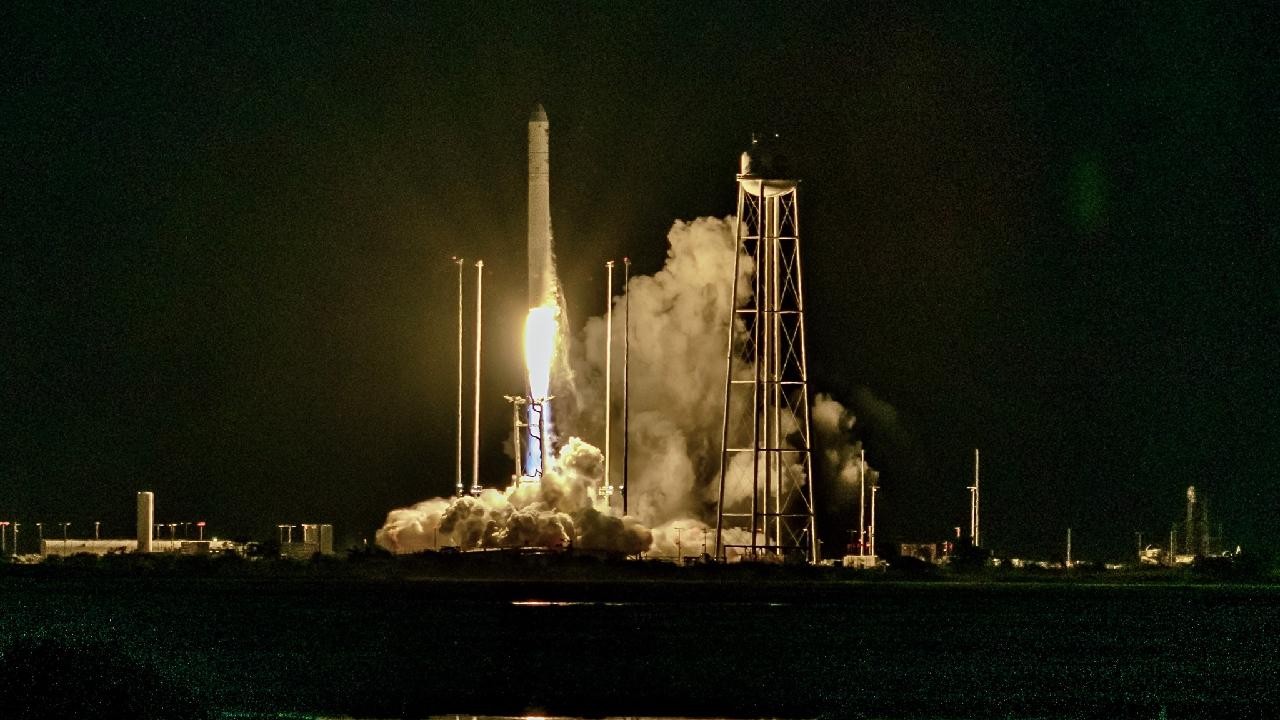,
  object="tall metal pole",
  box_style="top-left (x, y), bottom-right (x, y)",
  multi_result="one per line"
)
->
top-left (761, 195), bottom-right (772, 554)
top-left (967, 445), bottom-right (977, 540)
top-left (870, 483), bottom-right (878, 558)
top-left (622, 257), bottom-right (631, 516)
top-left (770, 198), bottom-right (782, 553)
top-left (968, 449), bottom-right (979, 546)
top-left (859, 449), bottom-right (866, 556)
top-left (537, 400), bottom-right (551, 477)
top-left (471, 260), bottom-right (483, 496)
top-left (454, 257), bottom-right (464, 496)
top-left (749, 184), bottom-right (763, 557)
top-left (604, 260), bottom-right (615, 500)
